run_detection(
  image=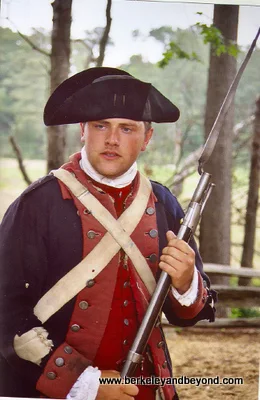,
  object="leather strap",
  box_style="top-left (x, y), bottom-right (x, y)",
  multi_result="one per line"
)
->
top-left (34, 169), bottom-right (156, 323)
